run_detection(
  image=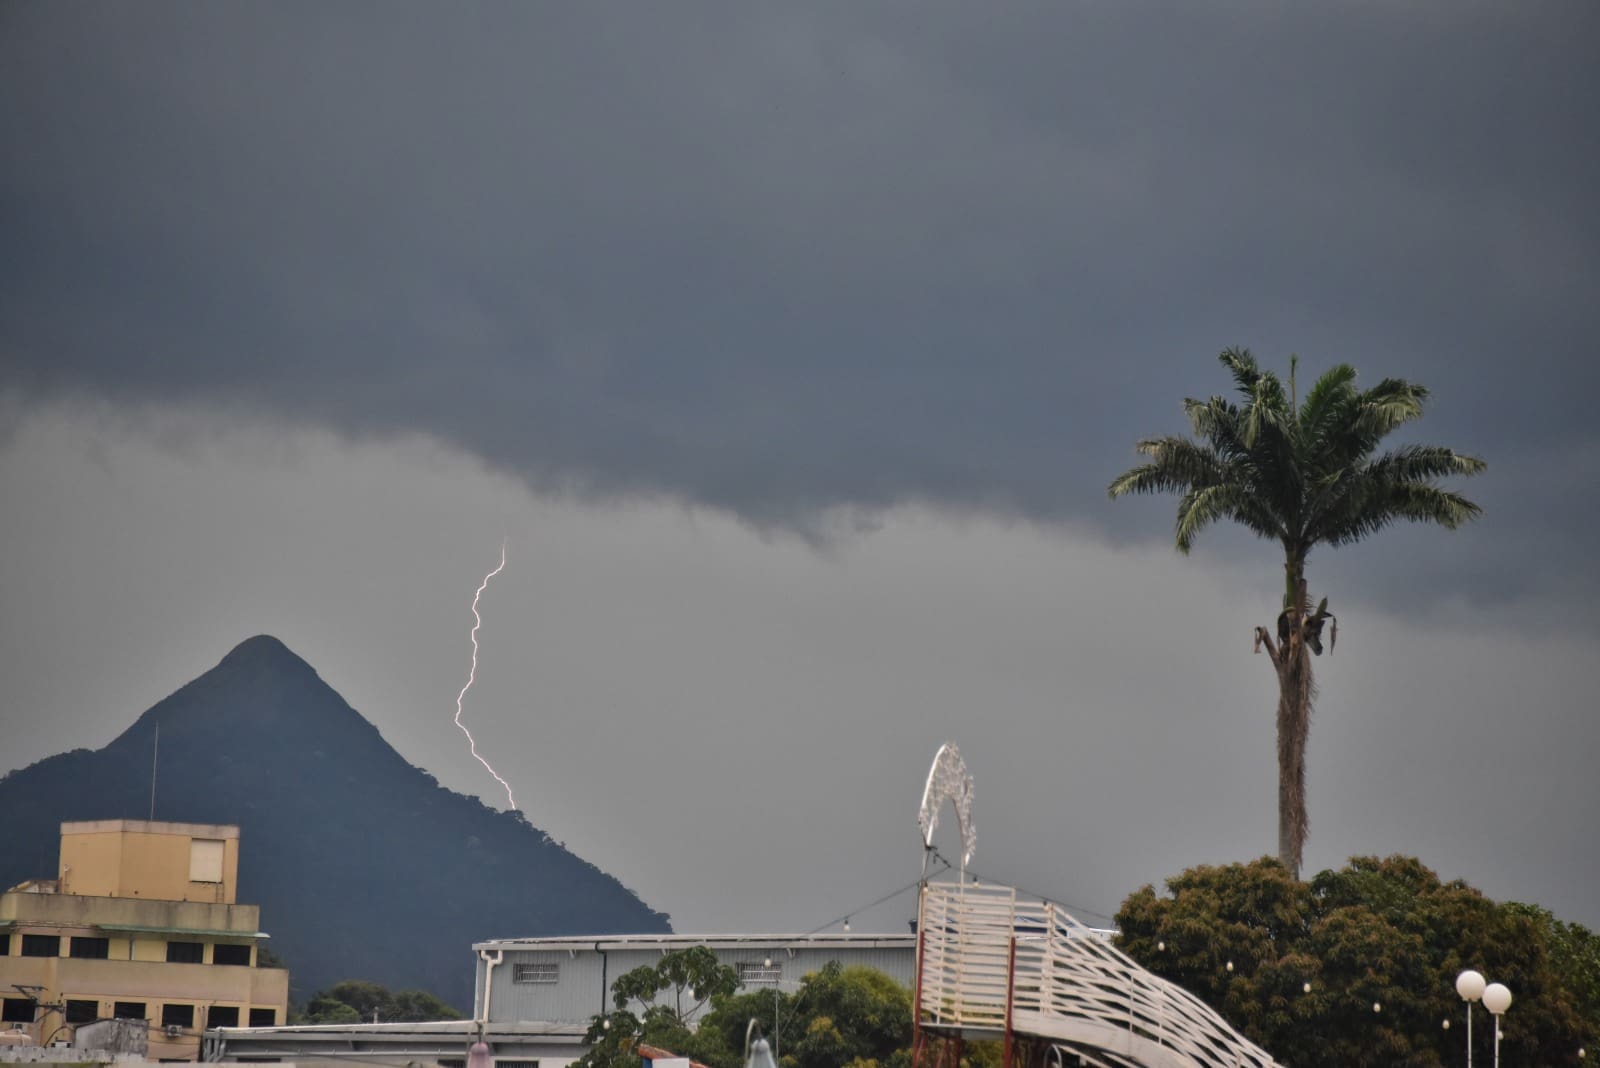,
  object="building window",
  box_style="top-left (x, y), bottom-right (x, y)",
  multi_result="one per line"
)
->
top-left (1, 999), bottom-right (37, 1024)
top-left (736, 959), bottom-right (787, 984)
top-left (736, 961), bottom-right (782, 986)
top-left (512, 961), bottom-right (559, 984)
top-left (162, 1004), bottom-right (195, 1029)
top-left (71, 936), bottom-right (110, 959)
top-left (248, 1008), bottom-right (276, 1027)
top-left (213, 943), bottom-right (251, 966)
top-left (65, 1000), bottom-right (98, 1025)
top-left (21, 934), bottom-right (61, 957)
top-left (190, 839), bottom-right (226, 884)
top-left (113, 1002), bottom-right (147, 1021)
top-left (166, 941), bottom-right (205, 964)
top-left (208, 1006), bottom-right (240, 1028)
top-left (495, 1061), bottom-right (540, 1068)
top-left (0, 933), bottom-right (9, 955)
top-left (438, 1059), bottom-right (465, 1068)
